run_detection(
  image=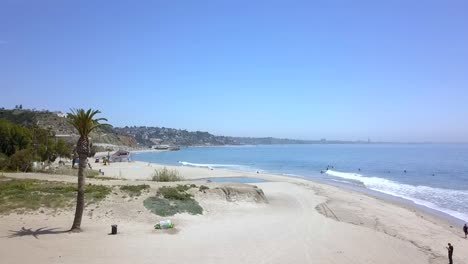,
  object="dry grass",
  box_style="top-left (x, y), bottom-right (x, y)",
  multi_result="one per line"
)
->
top-left (152, 167), bottom-right (183, 182)
top-left (0, 178), bottom-right (111, 213)
top-left (36, 167), bottom-right (100, 177)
